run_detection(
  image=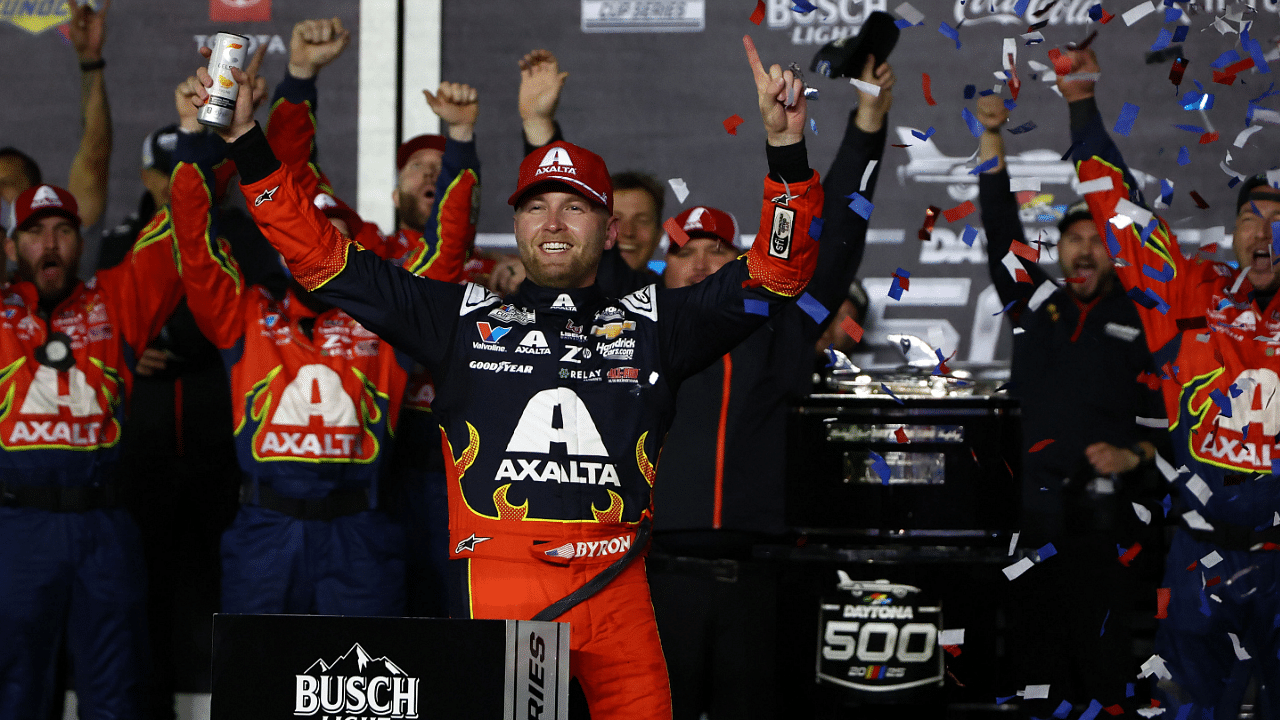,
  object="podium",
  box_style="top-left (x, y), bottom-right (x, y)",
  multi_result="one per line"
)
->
top-left (212, 614), bottom-right (570, 720)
